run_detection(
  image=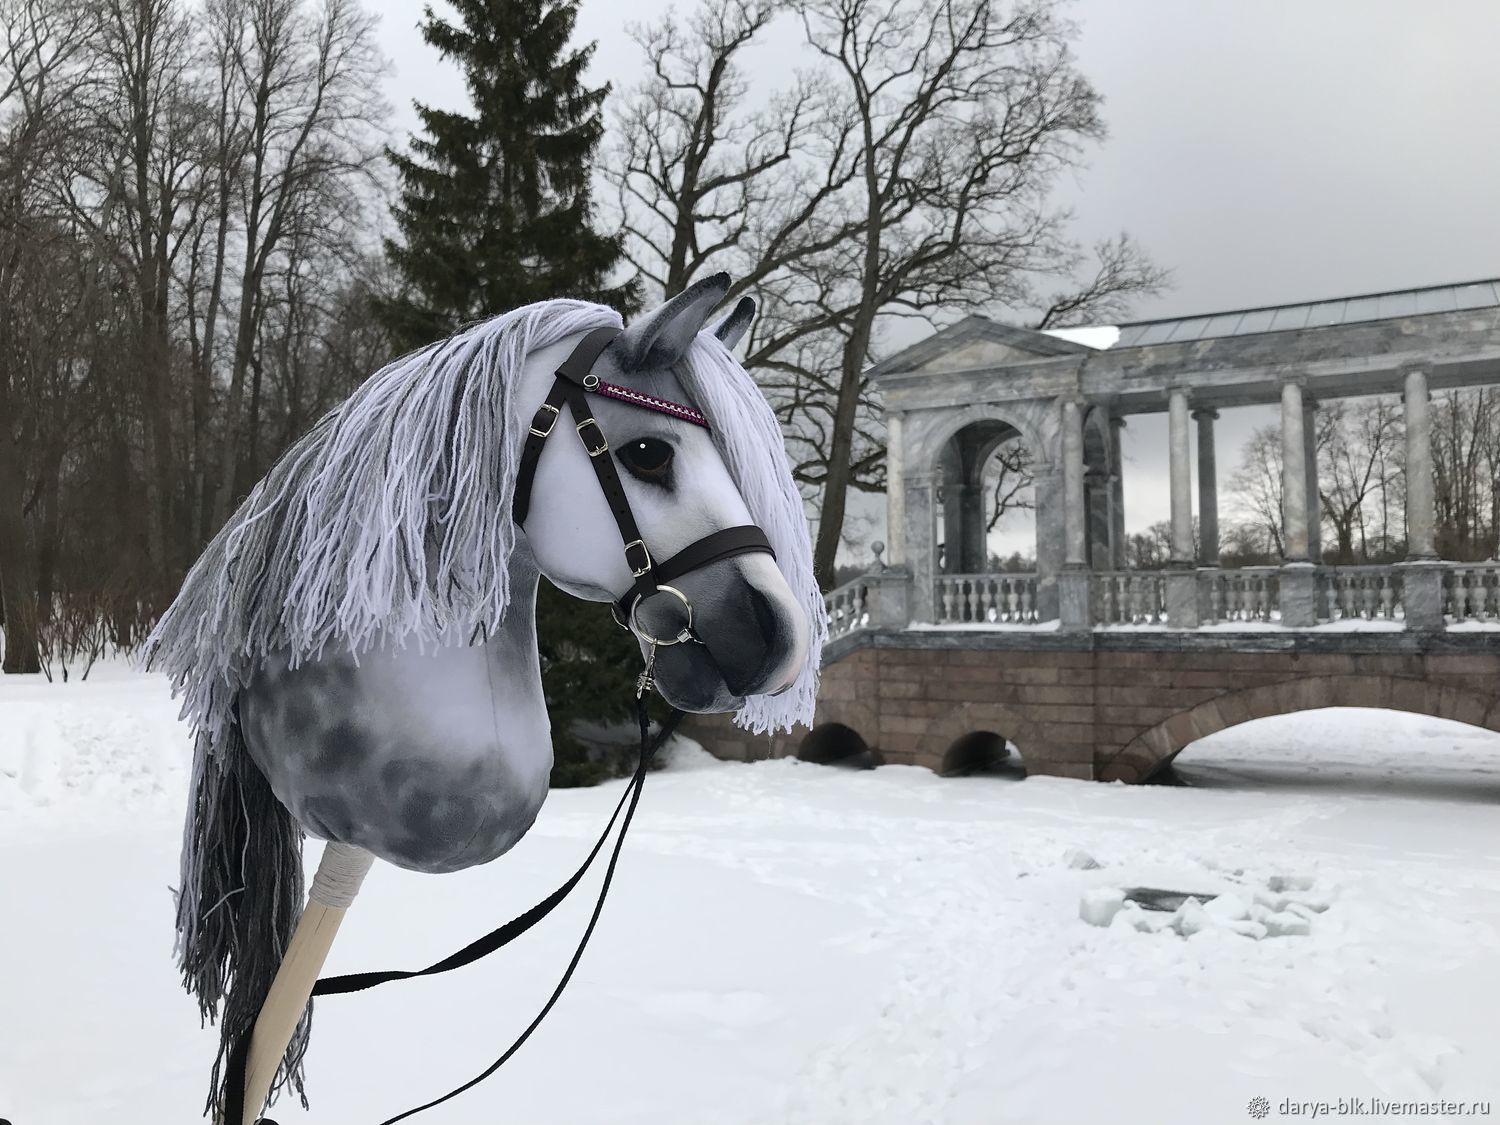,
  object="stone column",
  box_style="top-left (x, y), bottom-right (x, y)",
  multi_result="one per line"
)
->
top-left (1404, 368), bottom-right (1437, 560)
top-left (1279, 380), bottom-right (1309, 563)
top-left (1193, 408), bottom-right (1219, 566)
top-left (1032, 466), bottom-right (1063, 621)
top-left (885, 412), bottom-right (907, 566)
top-left (1303, 399), bottom-right (1322, 563)
top-left (1401, 367), bottom-right (1443, 630)
top-left (938, 444), bottom-right (961, 575)
top-left (1061, 399), bottom-right (1086, 567)
top-left (1059, 398), bottom-right (1091, 630)
top-left (1278, 379), bottom-right (1315, 626)
top-left (904, 470), bottom-right (939, 623)
top-left (959, 480), bottom-right (986, 572)
top-left (1109, 417), bottom-right (1127, 568)
top-left (1168, 389), bottom-right (1193, 566)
